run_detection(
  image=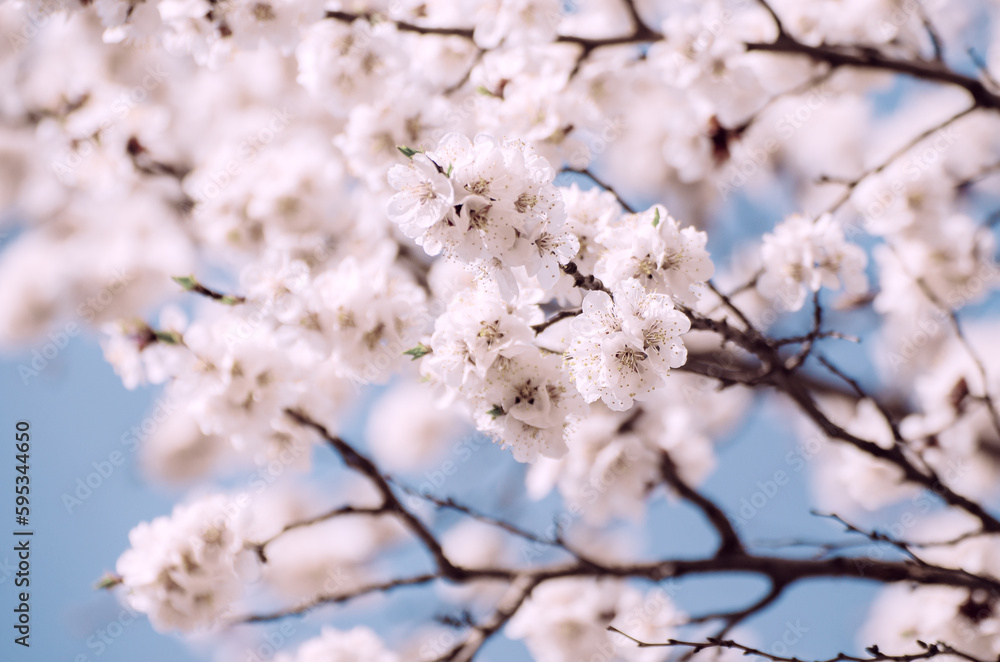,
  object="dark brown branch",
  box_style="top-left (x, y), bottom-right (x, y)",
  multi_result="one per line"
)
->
top-left (815, 512), bottom-right (931, 567)
top-left (688, 579), bottom-right (787, 638)
top-left (126, 136), bottom-right (191, 181)
top-left (432, 577), bottom-right (541, 662)
top-left (815, 355), bottom-right (909, 450)
top-left (560, 261), bottom-right (610, 293)
top-left (707, 280), bottom-right (756, 331)
top-left (325, 10), bottom-right (474, 38)
top-left (768, 366), bottom-right (1000, 533)
top-left (619, 0), bottom-right (655, 42)
top-left (905, 529), bottom-right (990, 549)
top-left (324, 9), bottom-right (661, 51)
top-left (785, 290), bottom-right (823, 370)
top-left (660, 451), bottom-right (744, 556)
top-left (237, 542), bottom-right (1000, 623)
top-left (745, 35), bottom-right (1000, 111)
top-left (531, 308), bottom-right (582, 334)
top-left (755, 0), bottom-right (787, 37)
top-left (918, 9), bottom-right (945, 62)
